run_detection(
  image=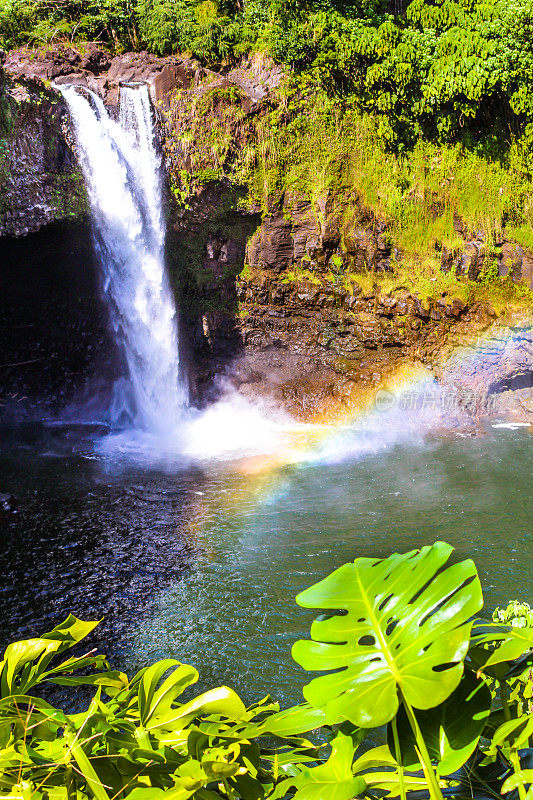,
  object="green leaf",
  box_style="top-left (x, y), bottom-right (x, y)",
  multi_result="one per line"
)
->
top-left (126, 788), bottom-right (194, 799)
top-left (0, 639), bottom-right (60, 695)
top-left (0, 616), bottom-right (101, 696)
top-left (389, 670), bottom-right (492, 775)
top-left (292, 542), bottom-right (482, 727)
top-left (231, 771), bottom-right (265, 800)
top-left (236, 703), bottom-right (327, 739)
top-left (272, 731), bottom-right (365, 800)
top-left (261, 704), bottom-right (327, 737)
top-left (484, 628), bottom-right (533, 670)
top-left (47, 670), bottom-right (128, 691)
top-left (41, 615), bottom-right (100, 648)
top-left (138, 659), bottom-right (183, 726)
top-left (351, 744), bottom-right (430, 793)
top-left (64, 728), bottom-right (111, 800)
top-left (174, 759), bottom-right (209, 792)
top-left (502, 769), bottom-right (533, 798)
top-left (145, 663), bottom-right (199, 724)
top-left (352, 744), bottom-right (398, 772)
top-left (0, 693), bottom-right (63, 715)
top-left (360, 770), bottom-right (429, 794)
top-left (43, 653), bottom-right (109, 678)
top-left (150, 686), bottom-right (246, 731)
top-left (491, 714), bottom-right (533, 751)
